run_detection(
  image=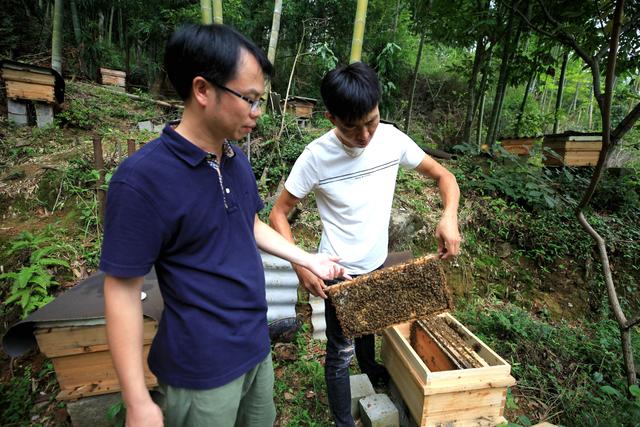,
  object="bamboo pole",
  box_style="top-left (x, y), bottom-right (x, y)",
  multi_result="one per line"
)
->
top-left (267, 0), bottom-right (282, 65)
top-left (349, 0), bottom-right (368, 63)
top-left (51, 0), bottom-right (63, 73)
top-left (213, 0), bottom-right (223, 24)
top-left (265, 0), bottom-right (282, 95)
top-left (201, 0), bottom-right (212, 24)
